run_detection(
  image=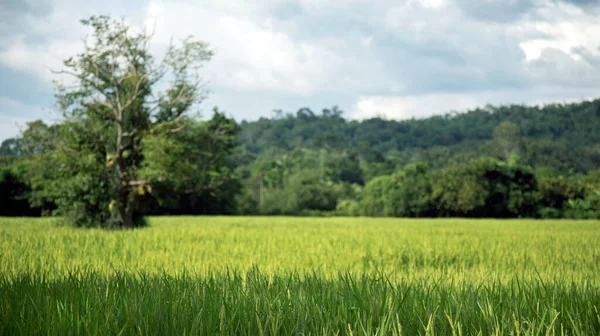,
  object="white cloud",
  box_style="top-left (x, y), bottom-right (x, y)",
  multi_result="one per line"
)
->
top-left (416, 0), bottom-right (446, 9)
top-left (385, 0), bottom-right (458, 34)
top-left (352, 93), bottom-right (481, 120)
top-left (0, 117), bottom-right (30, 142)
top-left (143, 0), bottom-right (385, 95)
top-left (351, 86), bottom-right (599, 120)
top-left (0, 40), bottom-right (82, 84)
top-left (518, 1), bottom-right (600, 62)
top-left (0, 0), bottom-right (137, 85)
top-left (0, 96), bottom-right (57, 140)
top-left (360, 35), bottom-right (373, 47)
